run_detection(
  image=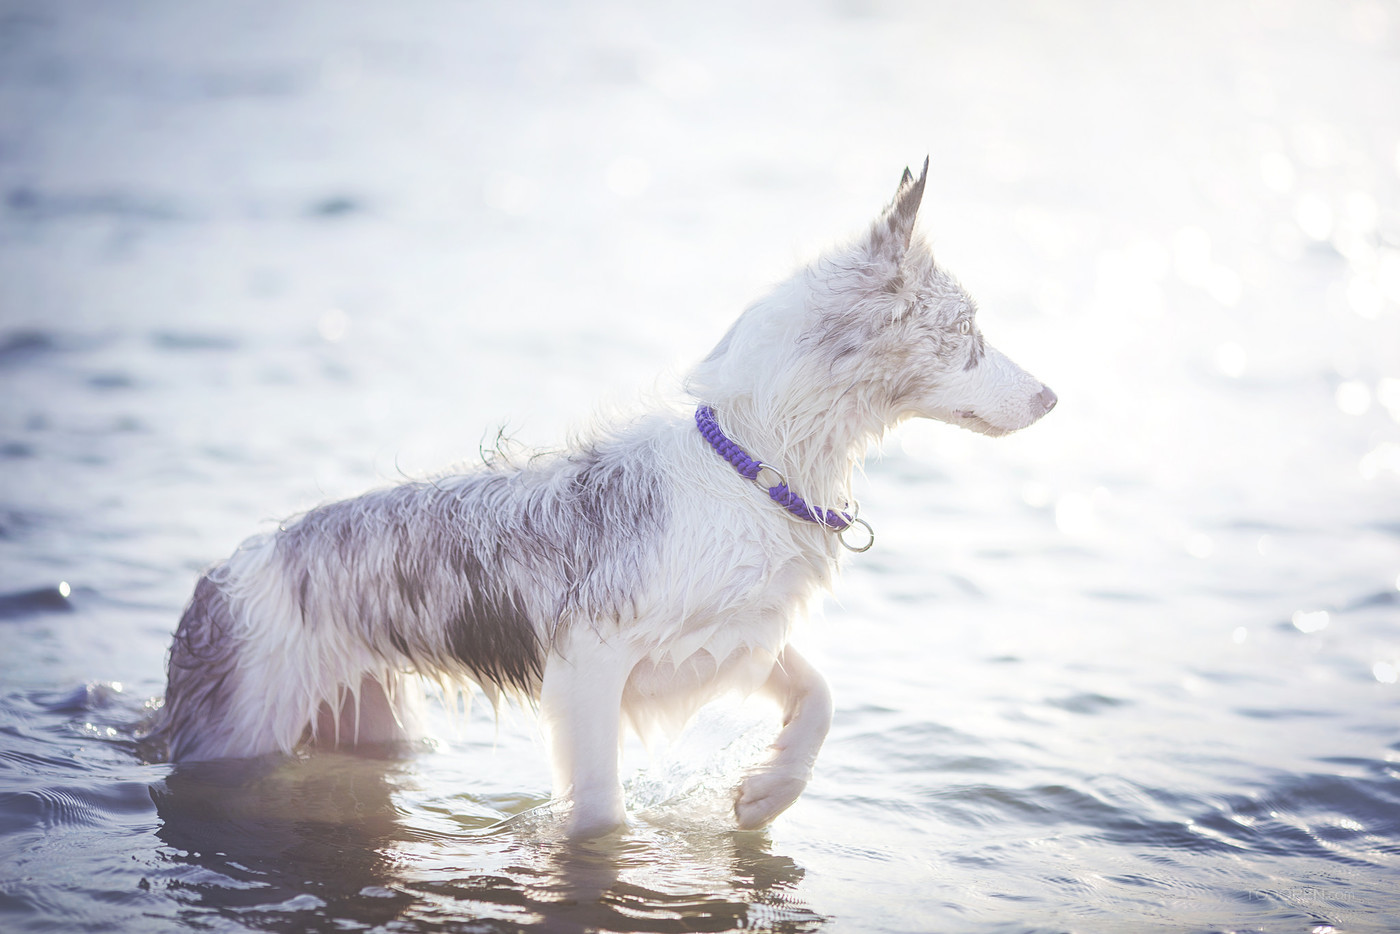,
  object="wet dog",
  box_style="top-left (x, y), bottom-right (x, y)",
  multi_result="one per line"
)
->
top-left (154, 159), bottom-right (1056, 837)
